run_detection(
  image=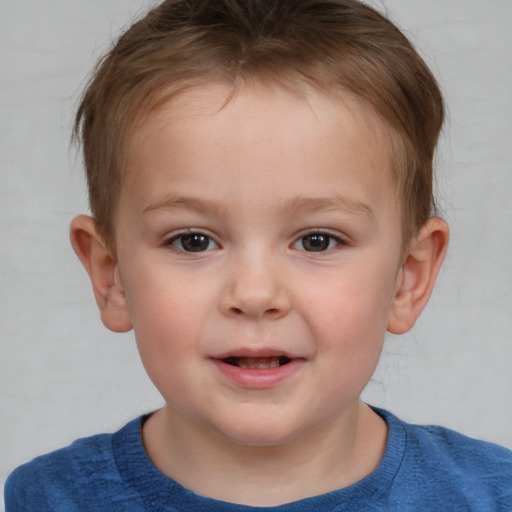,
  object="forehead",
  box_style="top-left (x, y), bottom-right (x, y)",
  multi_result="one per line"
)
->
top-left (122, 83), bottom-right (399, 218)
top-left (128, 82), bottom-right (395, 171)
